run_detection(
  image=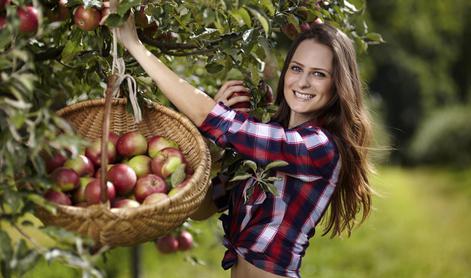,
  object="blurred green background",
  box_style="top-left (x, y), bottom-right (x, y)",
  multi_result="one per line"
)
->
top-left (11, 0), bottom-right (471, 277)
